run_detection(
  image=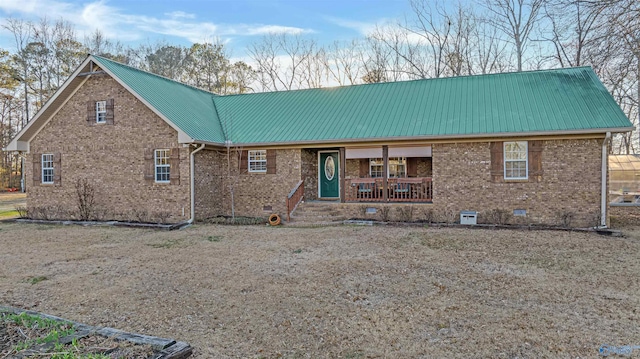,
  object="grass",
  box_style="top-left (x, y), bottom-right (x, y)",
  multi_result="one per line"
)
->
top-left (206, 235), bottom-right (223, 242)
top-left (26, 275), bottom-right (48, 285)
top-left (2, 312), bottom-right (76, 351)
top-left (0, 209), bottom-right (19, 219)
top-left (0, 223), bottom-right (639, 357)
top-left (1, 311), bottom-right (151, 358)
